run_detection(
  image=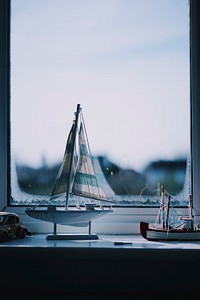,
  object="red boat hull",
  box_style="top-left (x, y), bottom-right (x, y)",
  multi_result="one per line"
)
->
top-left (140, 221), bottom-right (200, 241)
